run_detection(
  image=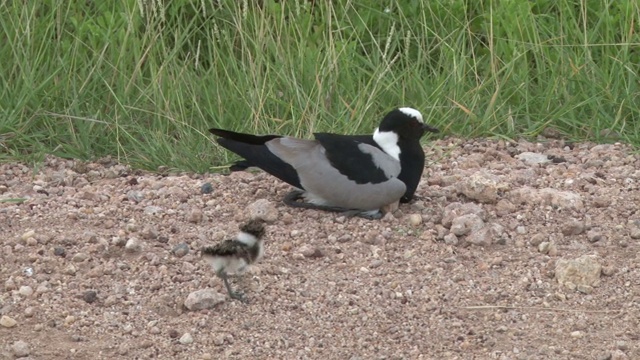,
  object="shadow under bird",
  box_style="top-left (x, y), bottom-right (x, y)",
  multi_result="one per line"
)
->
top-left (209, 107), bottom-right (439, 219)
top-left (201, 219), bottom-right (266, 302)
